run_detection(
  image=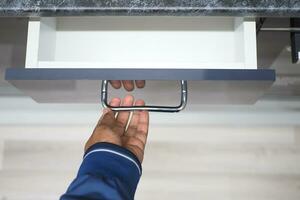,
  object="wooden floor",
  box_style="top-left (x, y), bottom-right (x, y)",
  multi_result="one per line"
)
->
top-left (1, 126), bottom-right (300, 200)
top-left (0, 93), bottom-right (300, 200)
